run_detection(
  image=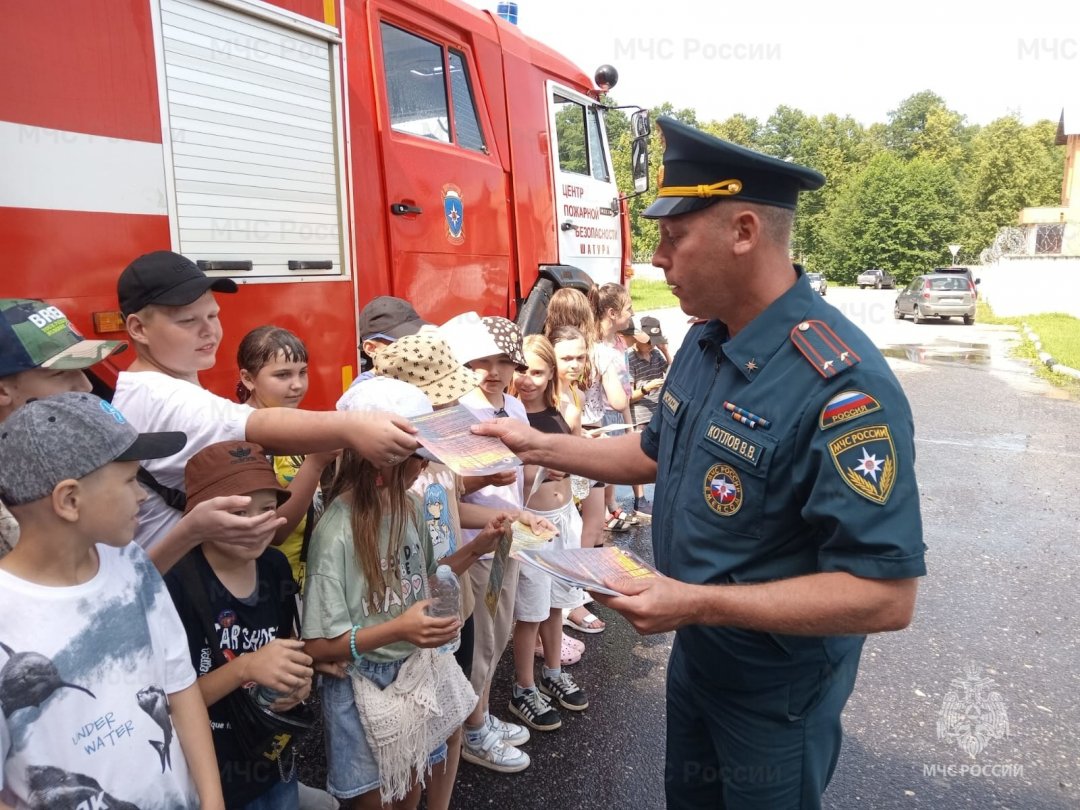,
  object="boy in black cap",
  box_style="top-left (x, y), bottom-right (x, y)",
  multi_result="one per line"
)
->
top-left (112, 251), bottom-right (419, 560)
top-left (474, 117), bottom-right (925, 809)
top-left (0, 393), bottom-right (224, 808)
top-left (622, 315), bottom-right (669, 519)
top-left (0, 297), bottom-right (281, 574)
top-left (355, 295), bottom-right (431, 379)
